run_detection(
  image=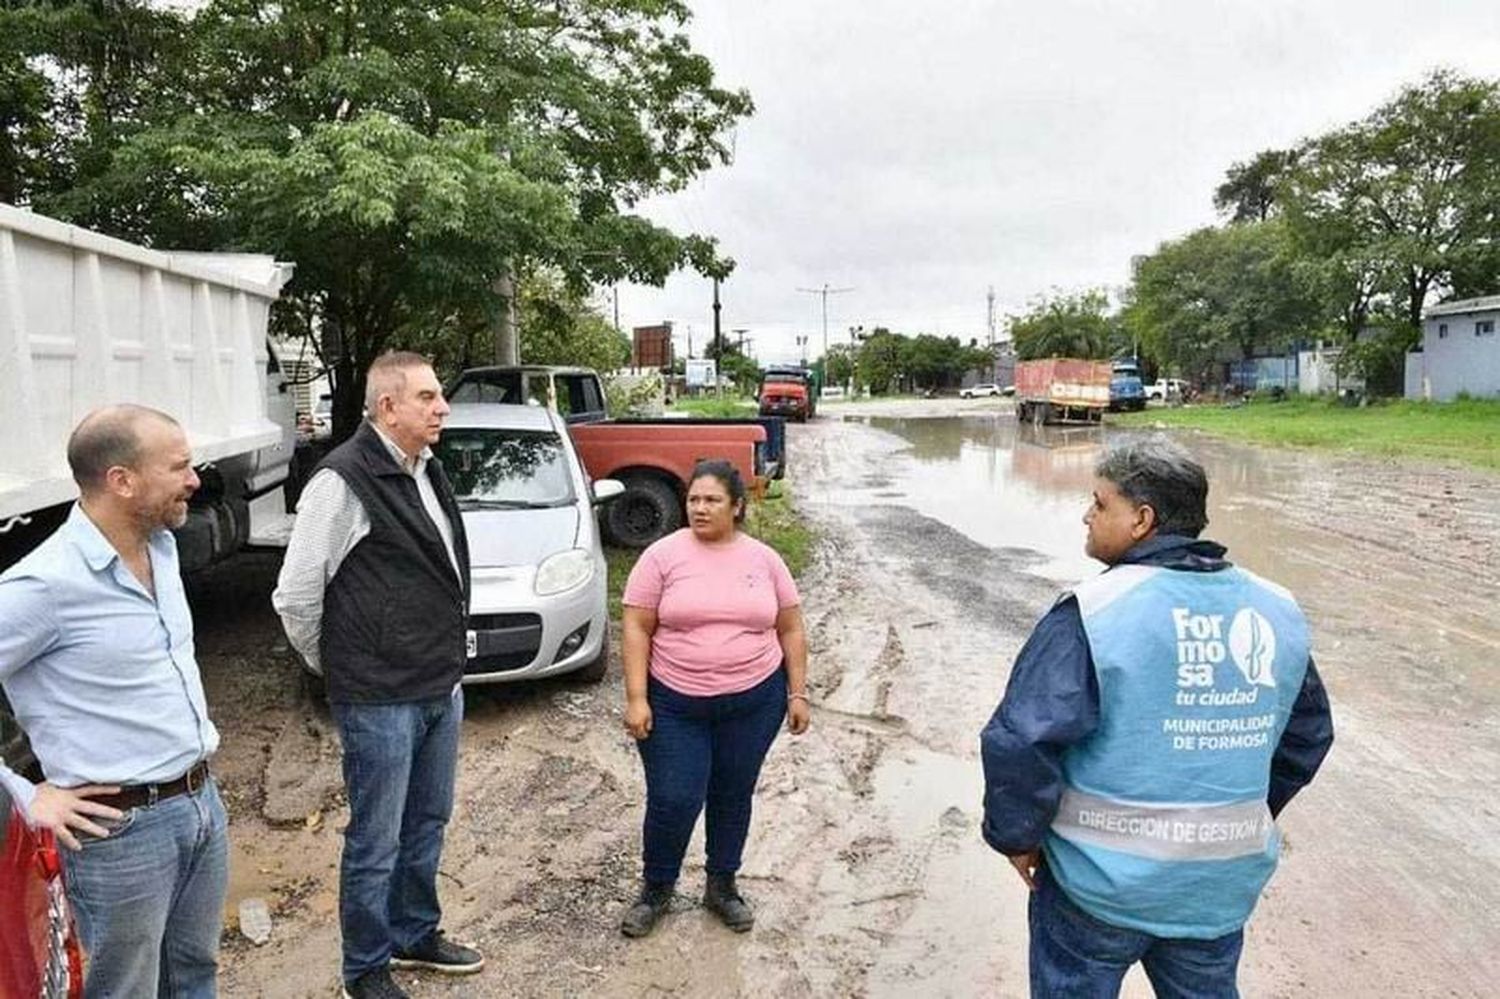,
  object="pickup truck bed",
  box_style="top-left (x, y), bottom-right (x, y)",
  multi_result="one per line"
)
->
top-left (449, 366), bottom-right (777, 547)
